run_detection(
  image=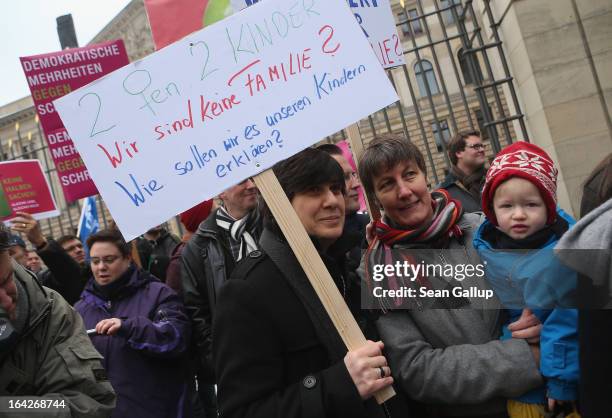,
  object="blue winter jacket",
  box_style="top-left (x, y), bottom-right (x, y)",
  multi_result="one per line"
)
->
top-left (75, 265), bottom-right (191, 418)
top-left (473, 208), bottom-right (578, 402)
